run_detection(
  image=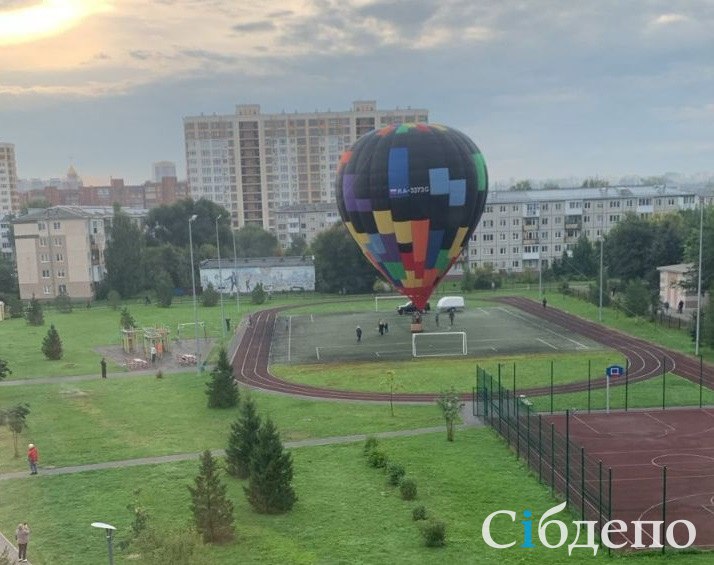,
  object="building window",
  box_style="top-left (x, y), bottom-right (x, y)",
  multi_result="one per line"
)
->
top-left (41, 269), bottom-right (50, 278)
top-left (58, 284), bottom-right (67, 295)
top-left (38, 222), bottom-right (46, 230)
top-left (57, 270), bottom-right (65, 278)
top-left (56, 253), bottom-right (64, 262)
top-left (40, 254), bottom-right (49, 262)
top-left (53, 221), bottom-right (61, 230)
top-left (43, 285), bottom-right (51, 295)
top-left (39, 237), bottom-right (47, 247)
top-left (53, 237), bottom-right (61, 246)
